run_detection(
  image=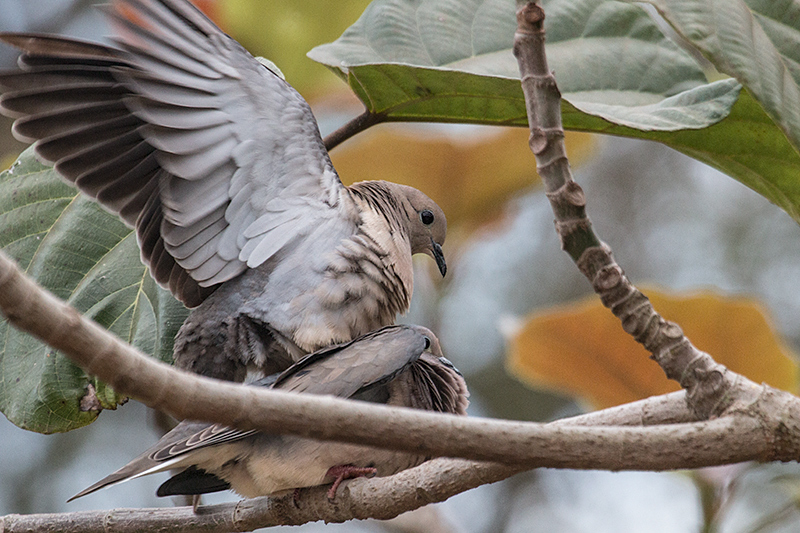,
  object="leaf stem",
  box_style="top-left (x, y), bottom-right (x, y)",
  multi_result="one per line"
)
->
top-left (323, 110), bottom-right (384, 151)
